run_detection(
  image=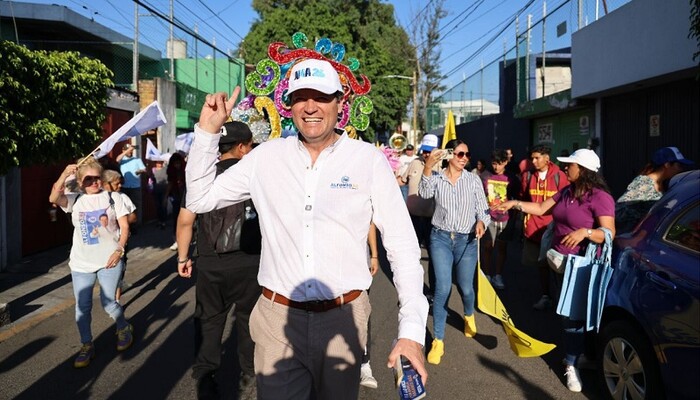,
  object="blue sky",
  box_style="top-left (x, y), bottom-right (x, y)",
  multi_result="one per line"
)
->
top-left (16, 0), bottom-right (626, 95)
